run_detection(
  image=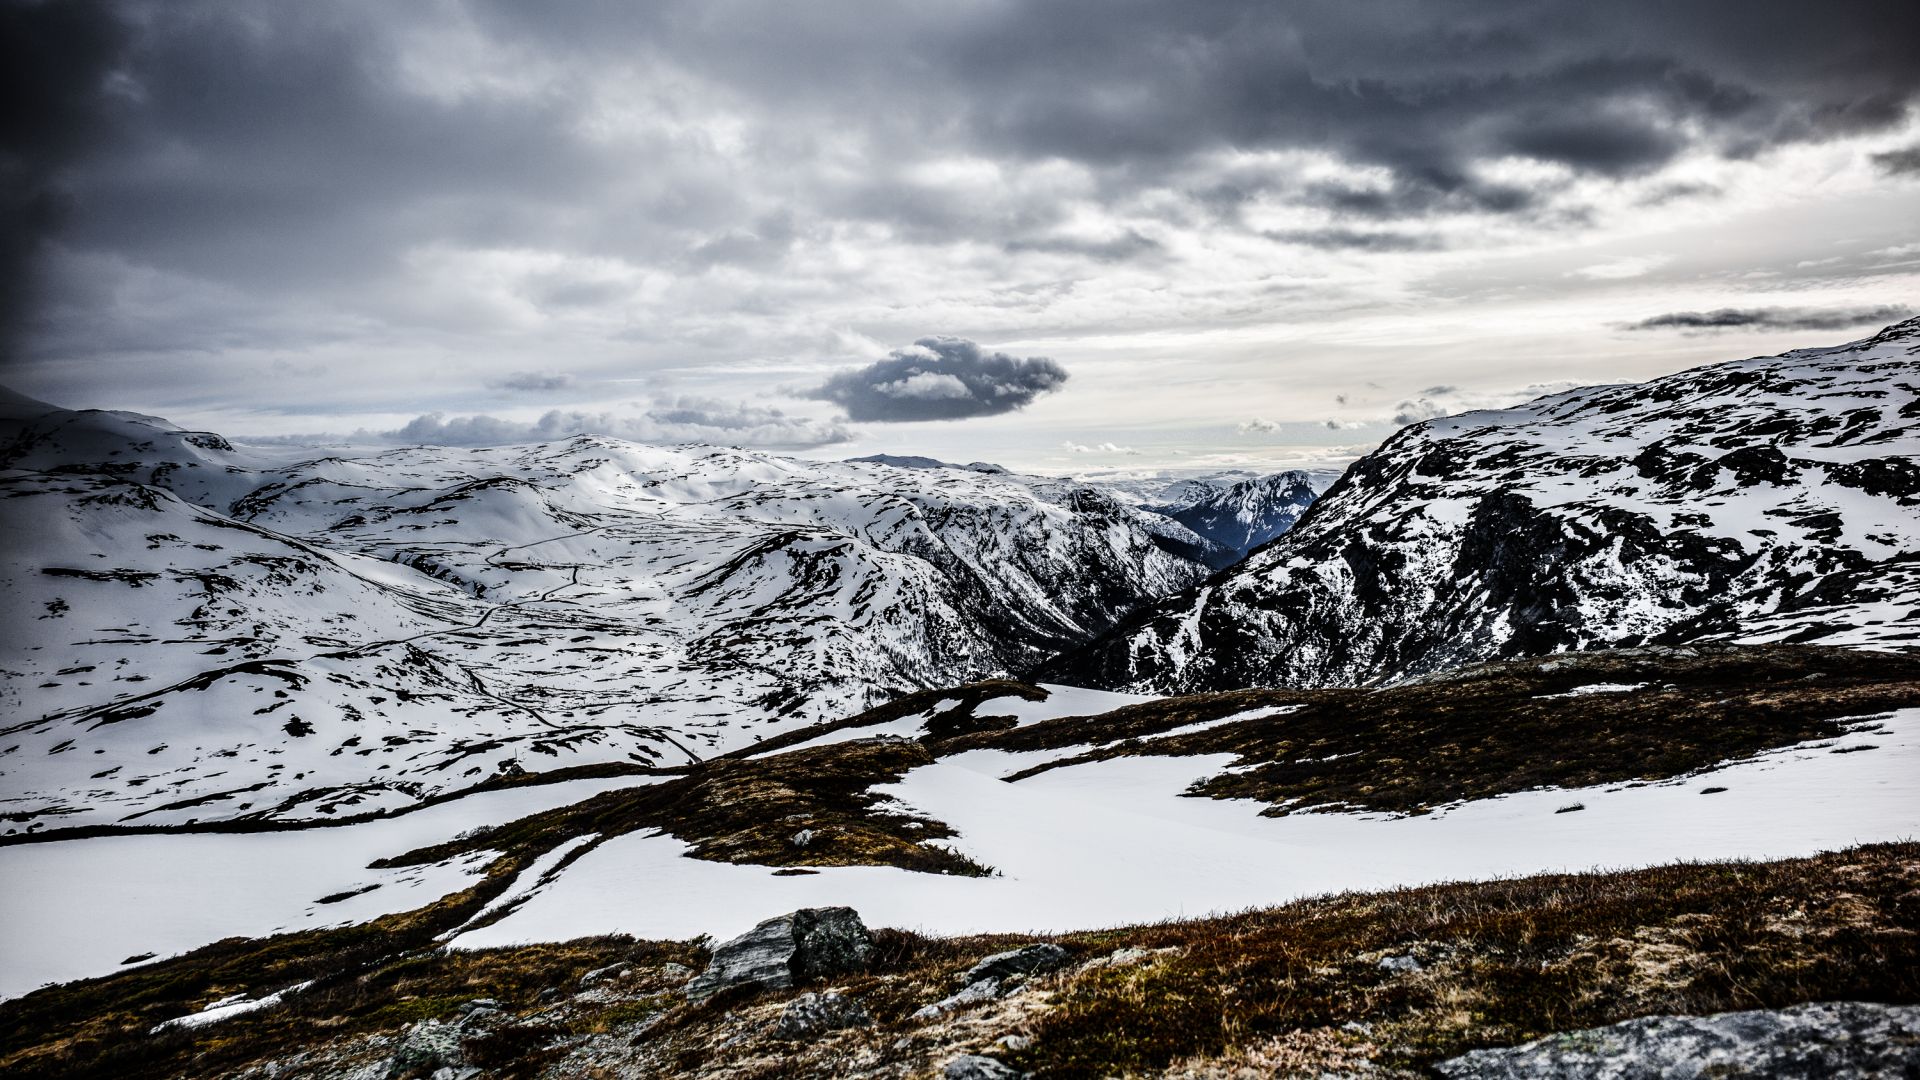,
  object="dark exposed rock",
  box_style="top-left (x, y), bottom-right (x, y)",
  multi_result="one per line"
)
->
top-left (962, 943), bottom-right (1070, 985)
top-left (944, 1054), bottom-right (1027, 1079)
top-left (684, 907), bottom-right (873, 1001)
top-left (578, 963), bottom-right (627, 988)
top-left (773, 990), bottom-right (873, 1038)
top-left (1434, 1000), bottom-right (1920, 1078)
